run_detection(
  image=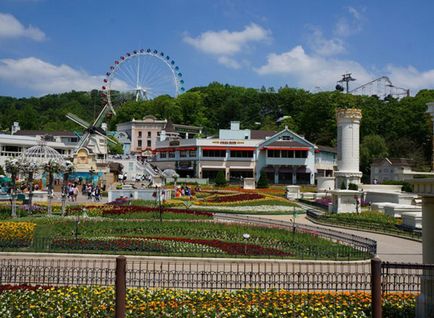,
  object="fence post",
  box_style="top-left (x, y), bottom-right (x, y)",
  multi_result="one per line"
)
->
top-left (115, 256), bottom-right (127, 318)
top-left (371, 257), bottom-right (382, 318)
